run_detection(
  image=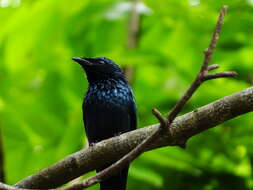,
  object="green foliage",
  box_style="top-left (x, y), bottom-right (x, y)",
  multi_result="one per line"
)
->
top-left (0, 0), bottom-right (253, 189)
